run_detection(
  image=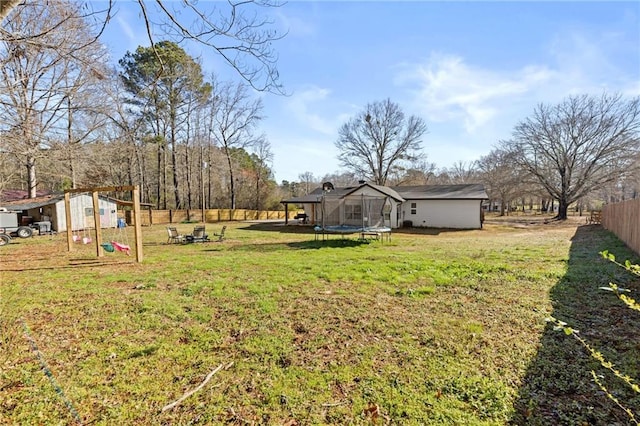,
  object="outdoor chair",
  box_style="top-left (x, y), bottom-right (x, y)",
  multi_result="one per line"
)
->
top-left (186, 226), bottom-right (209, 243)
top-left (213, 225), bottom-right (227, 242)
top-left (167, 227), bottom-right (184, 244)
